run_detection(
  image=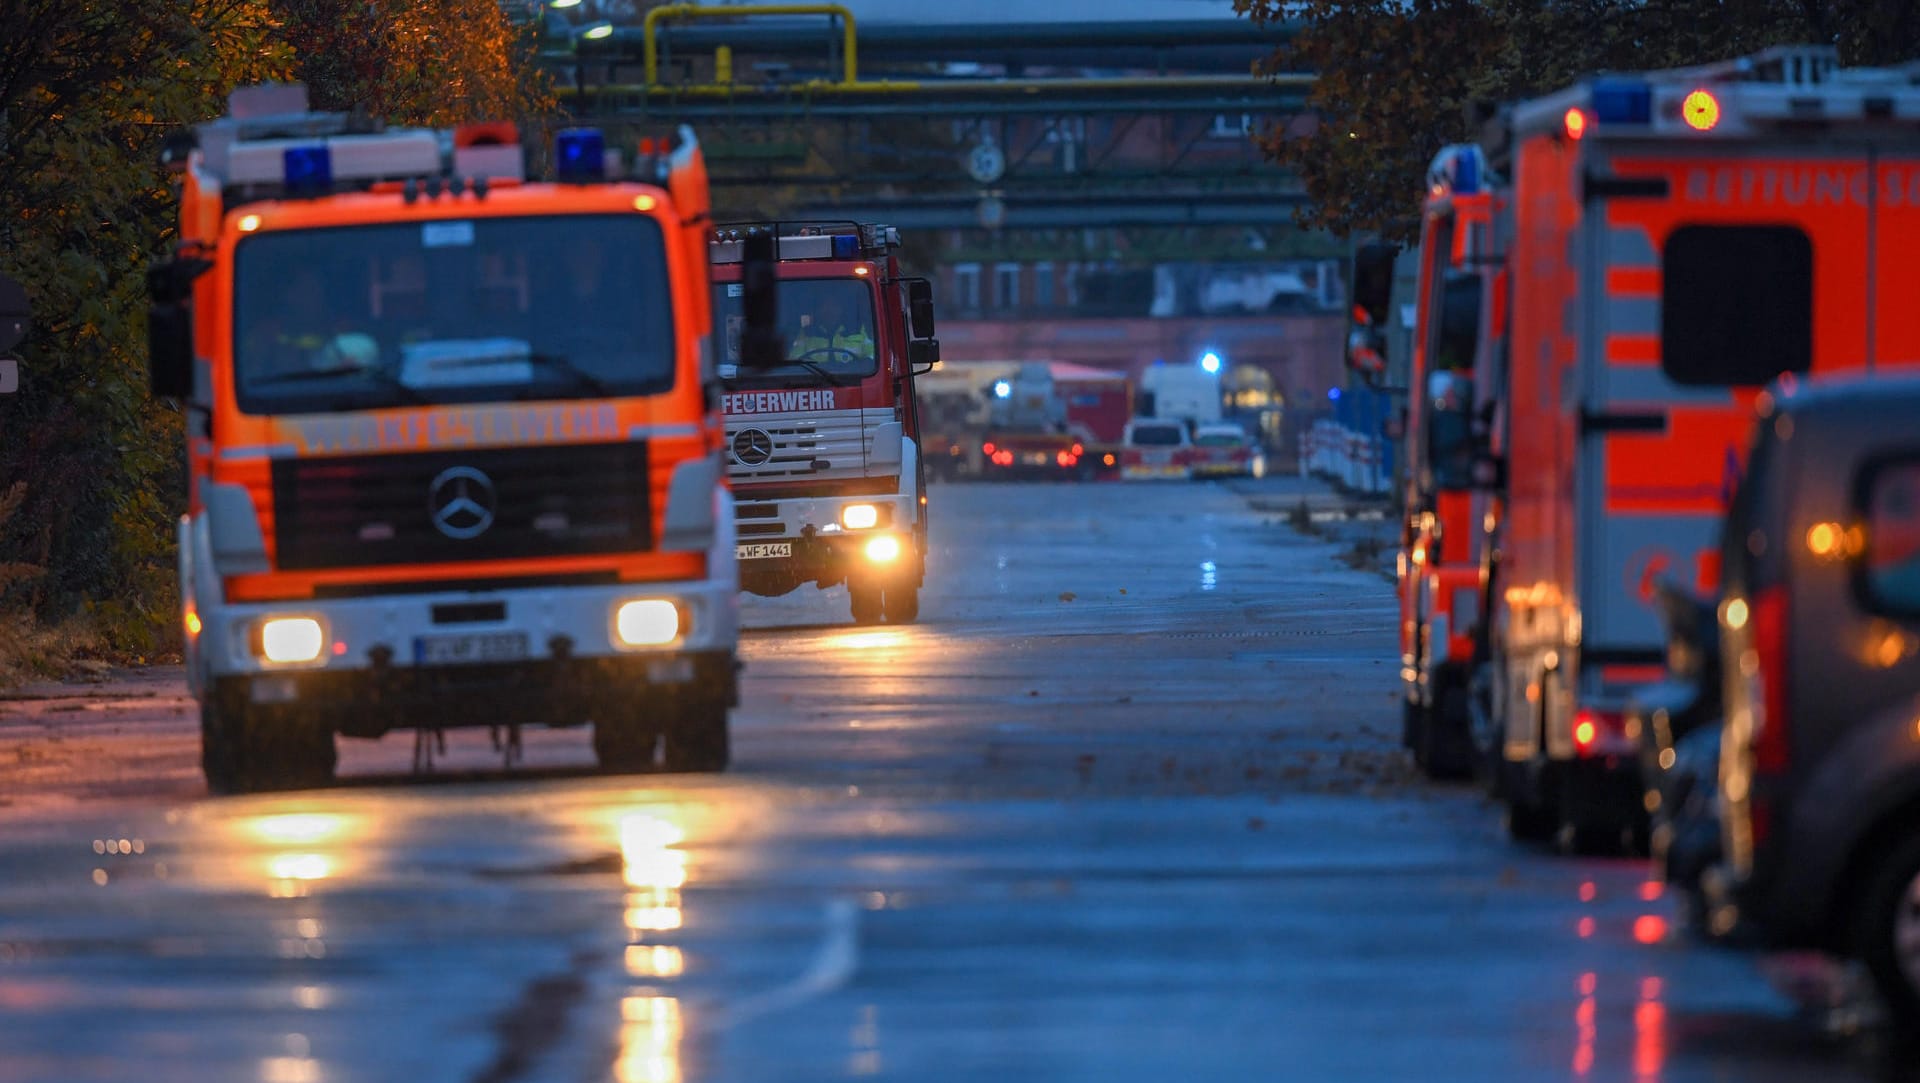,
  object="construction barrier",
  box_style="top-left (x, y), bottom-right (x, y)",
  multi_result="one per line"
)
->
top-left (1296, 388), bottom-right (1396, 497)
